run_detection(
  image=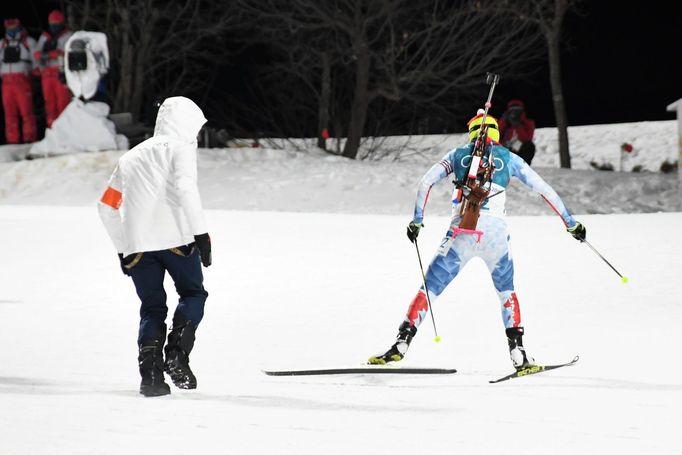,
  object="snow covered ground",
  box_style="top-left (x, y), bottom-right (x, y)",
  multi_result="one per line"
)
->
top-left (1, 122), bottom-right (681, 454)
